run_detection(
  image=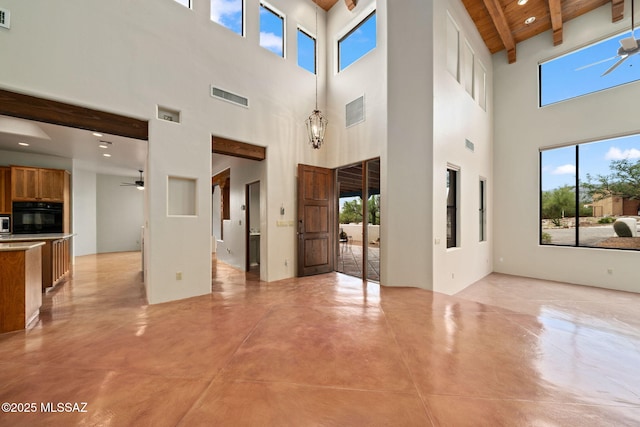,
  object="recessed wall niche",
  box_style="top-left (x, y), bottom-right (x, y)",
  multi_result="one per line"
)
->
top-left (168, 176), bottom-right (197, 216)
top-left (157, 105), bottom-right (181, 123)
